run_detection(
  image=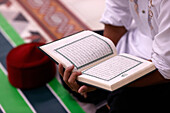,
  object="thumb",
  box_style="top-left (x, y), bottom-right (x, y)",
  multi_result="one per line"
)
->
top-left (78, 85), bottom-right (88, 98)
top-left (78, 85), bottom-right (88, 94)
top-left (78, 85), bottom-right (96, 94)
